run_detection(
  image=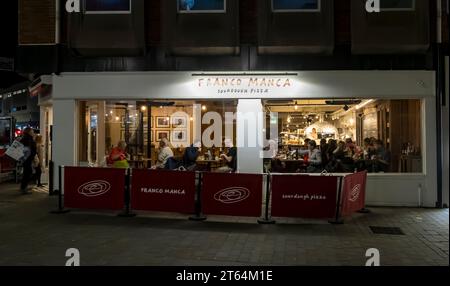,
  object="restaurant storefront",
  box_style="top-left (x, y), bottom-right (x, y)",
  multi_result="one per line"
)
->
top-left (51, 70), bottom-right (439, 207)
